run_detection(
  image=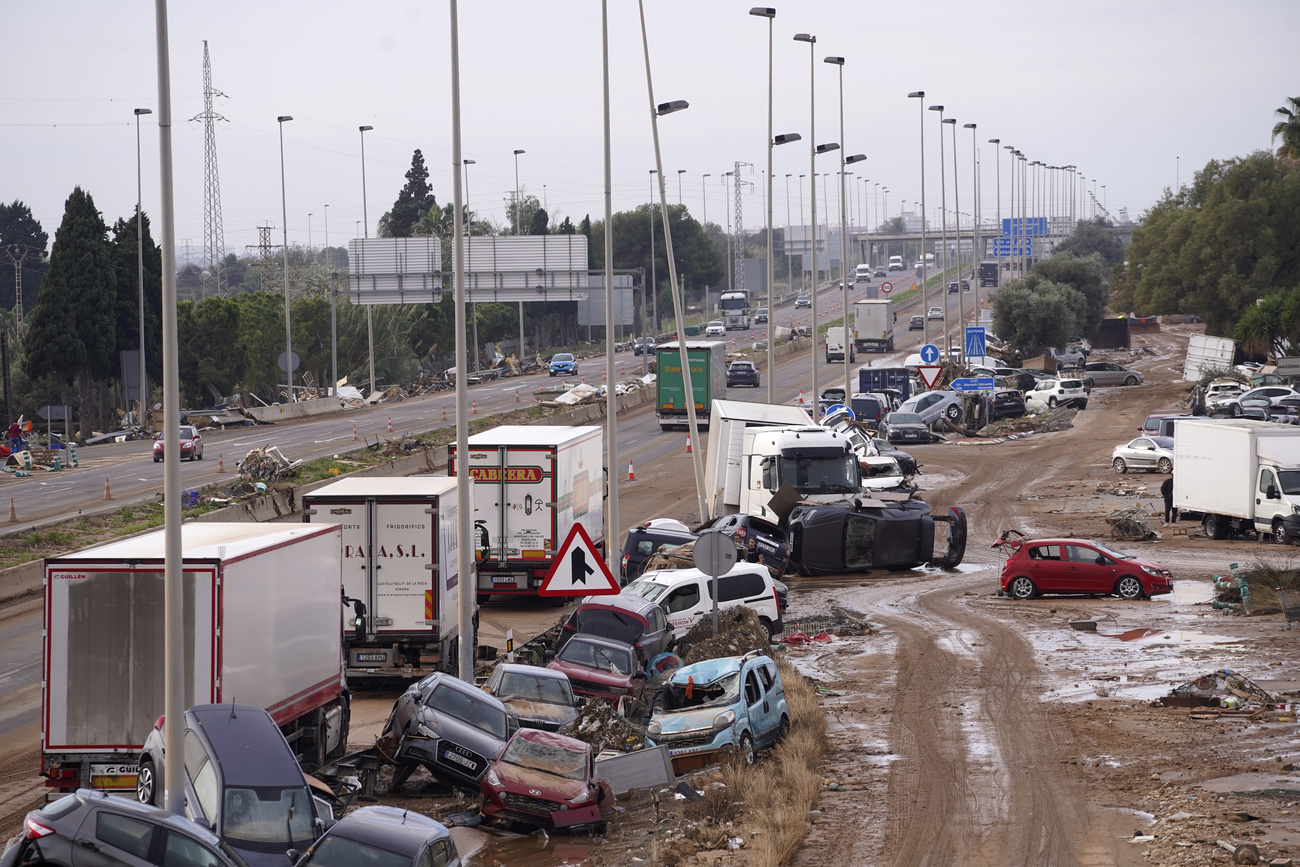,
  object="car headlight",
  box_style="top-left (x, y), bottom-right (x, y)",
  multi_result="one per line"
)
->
top-left (1293, 505), bottom-right (1300, 516)
top-left (416, 721), bottom-right (440, 738)
top-left (647, 721), bottom-right (661, 738)
top-left (485, 767), bottom-right (501, 787)
top-left (571, 787), bottom-right (593, 805)
top-left (1139, 565), bottom-right (1163, 577)
top-left (712, 710), bottom-right (736, 730)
